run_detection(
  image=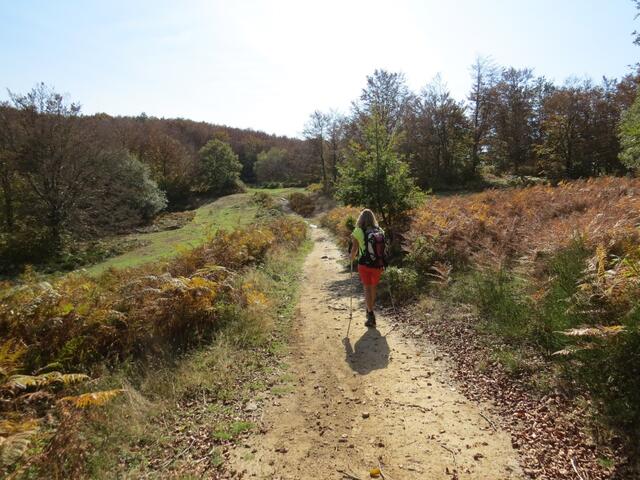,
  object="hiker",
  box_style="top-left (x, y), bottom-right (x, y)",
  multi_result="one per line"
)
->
top-left (350, 209), bottom-right (386, 328)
